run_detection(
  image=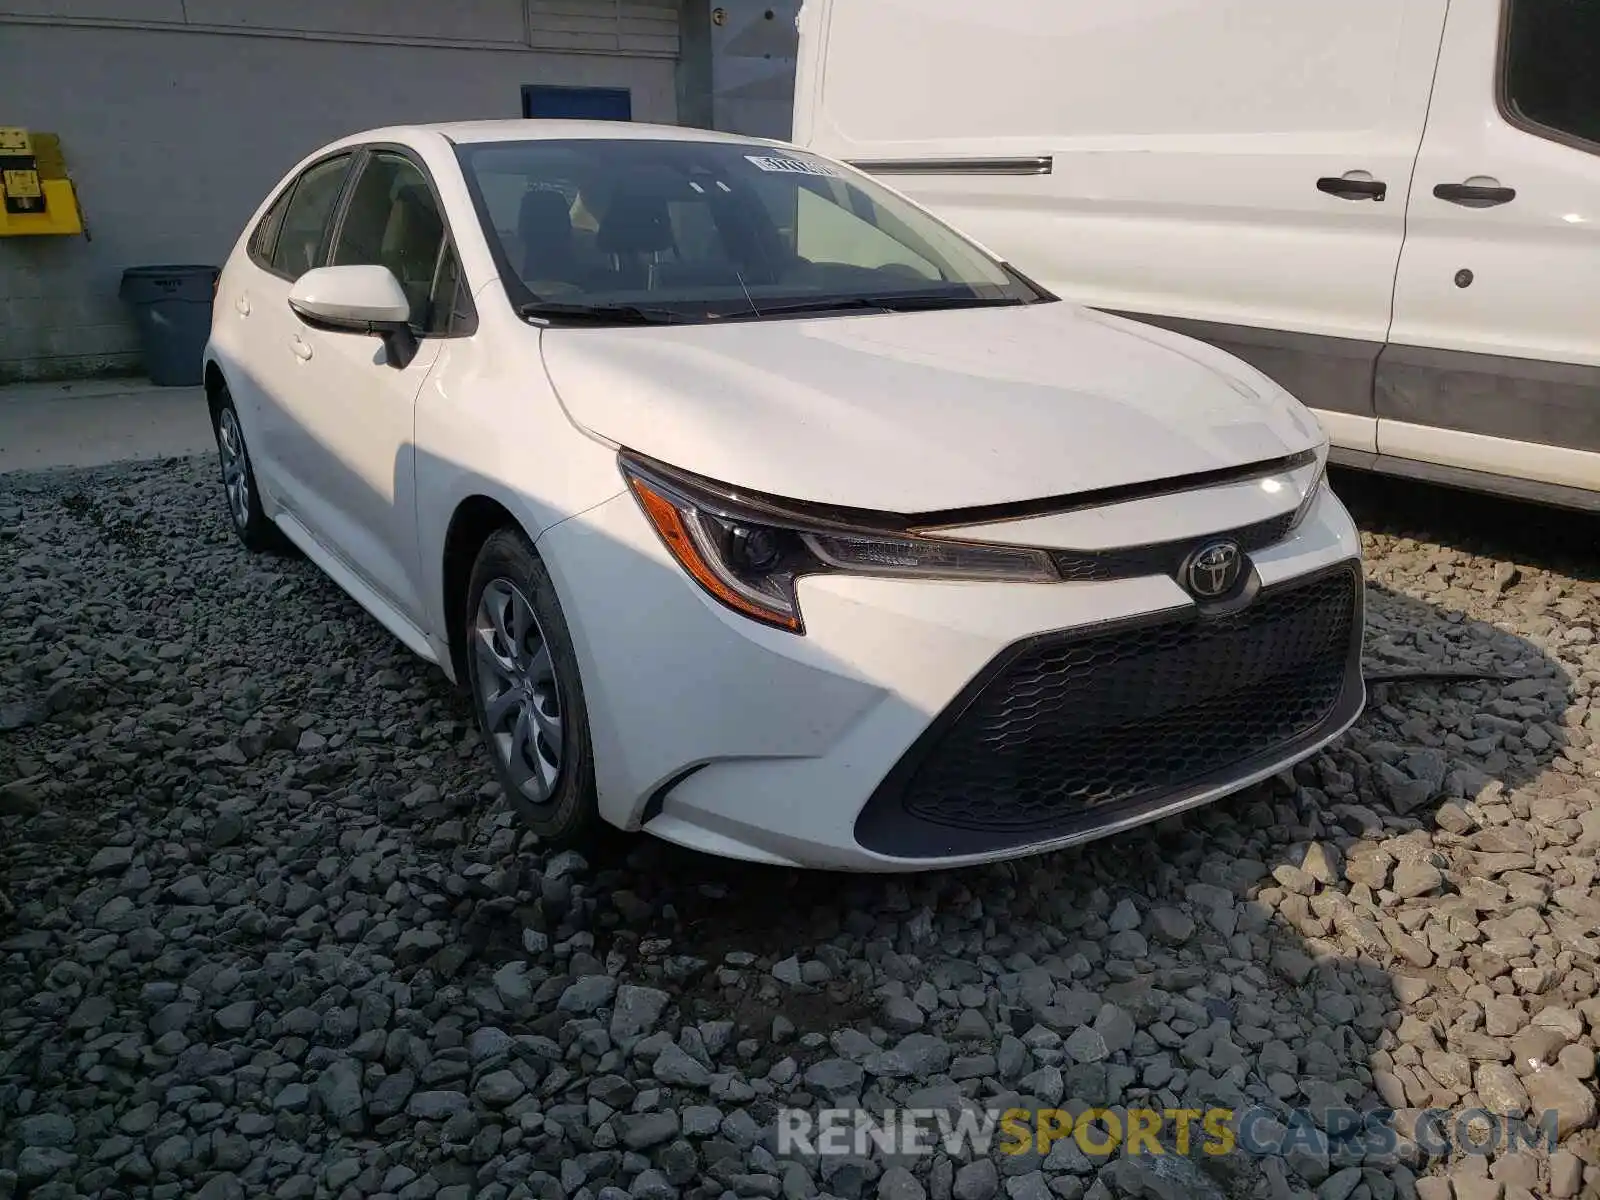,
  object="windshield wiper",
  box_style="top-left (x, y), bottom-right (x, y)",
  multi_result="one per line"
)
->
top-left (709, 294), bottom-right (1030, 321)
top-left (518, 301), bottom-right (680, 326)
top-left (520, 293), bottom-right (1033, 326)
